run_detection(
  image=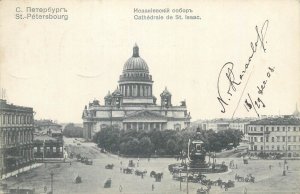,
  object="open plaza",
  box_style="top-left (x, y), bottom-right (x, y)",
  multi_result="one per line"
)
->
top-left (1, 138), bottom-right (300, 194)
